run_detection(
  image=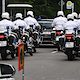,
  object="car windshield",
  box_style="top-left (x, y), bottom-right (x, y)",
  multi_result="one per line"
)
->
top-left (38, 19), bottom-right (53, 29)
